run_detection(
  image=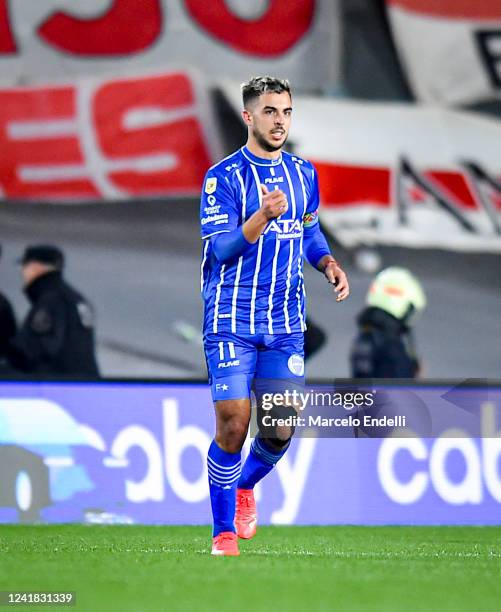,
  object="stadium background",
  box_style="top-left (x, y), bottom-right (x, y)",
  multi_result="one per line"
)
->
top-left (1, 2), bottom-right (501, 610)
top-left (1, 0), bottom-right (500, 380)
top-left (0, 0), bottom-right (501, 600)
